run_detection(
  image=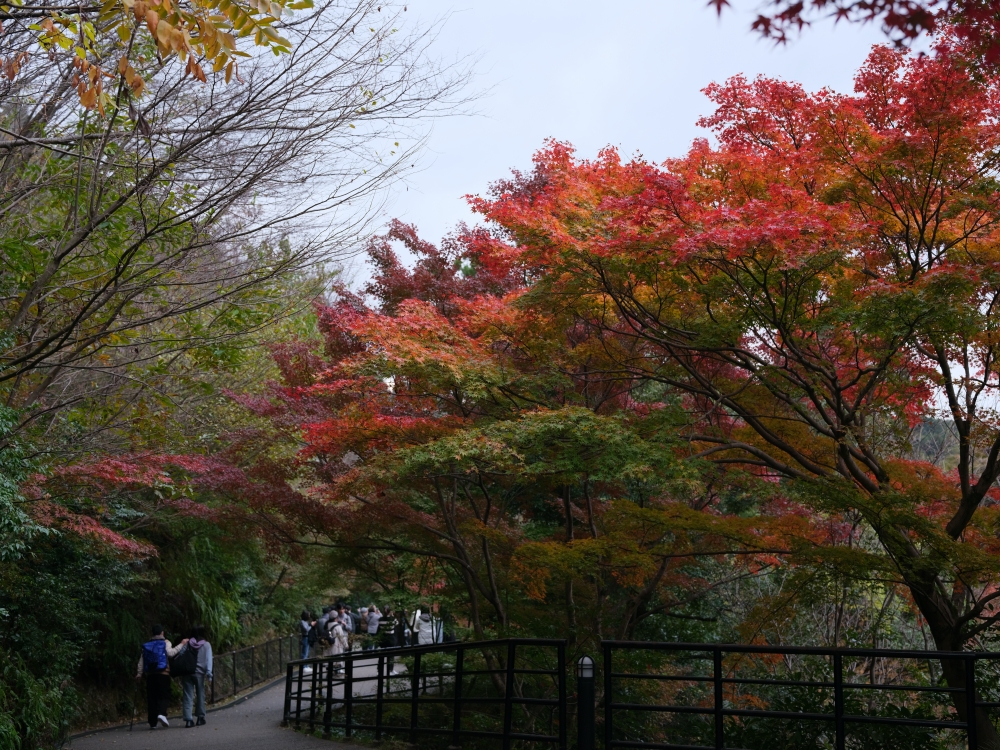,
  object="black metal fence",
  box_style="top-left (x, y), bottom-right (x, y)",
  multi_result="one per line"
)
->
top-left (209, 634), bottom-right (298, 704)
top-left (281, 638), bottom-right (1000, 750)
top-left (602, 641), bottom-right (1000, 750)
top-left (282, 638), bottom-right (568, 750)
